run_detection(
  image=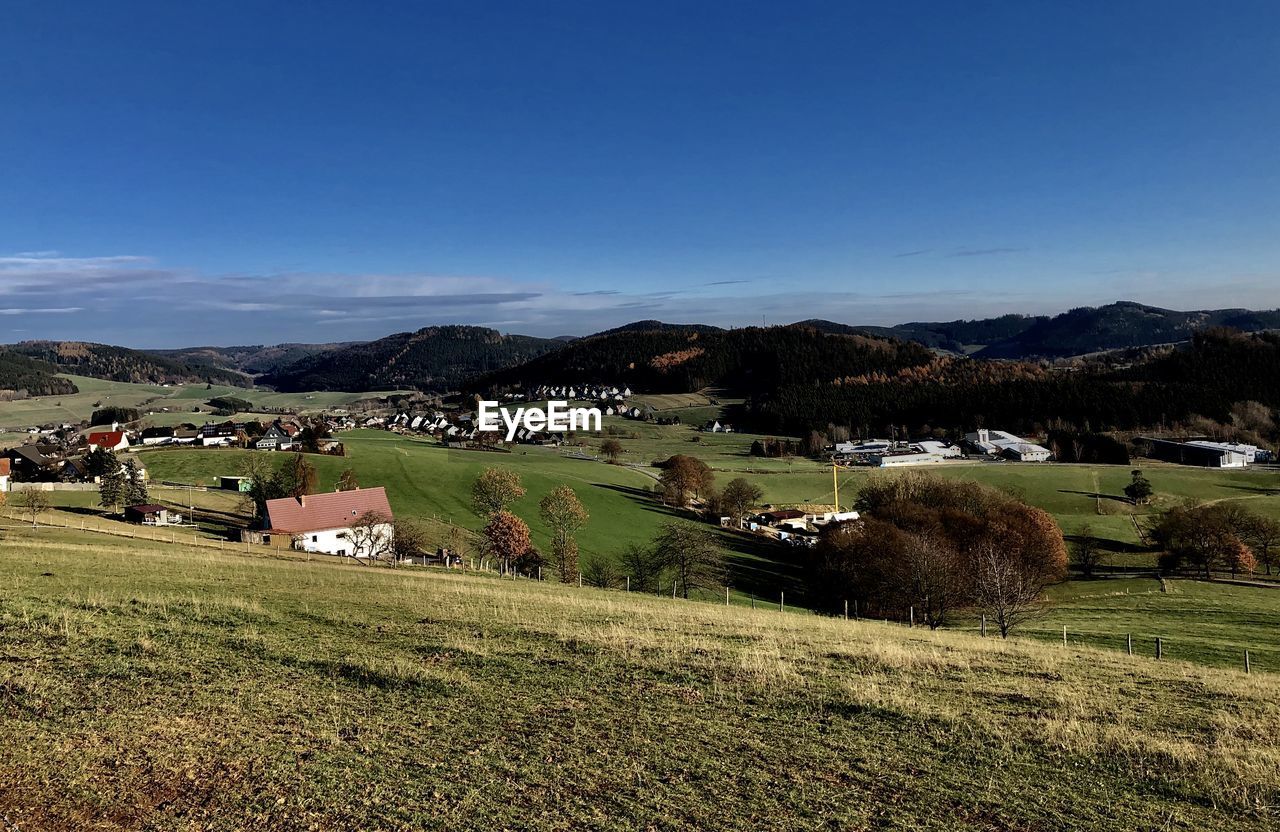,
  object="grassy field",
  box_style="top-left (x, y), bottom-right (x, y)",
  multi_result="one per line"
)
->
top-left (136, 433), bottom-right (804, 602)
top-left (0, 529), bottom-right (1276, 830)
top-left (0, 375), bottom-right (392, 431)
top-left (138, 424), bottom-right (1280, 559)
